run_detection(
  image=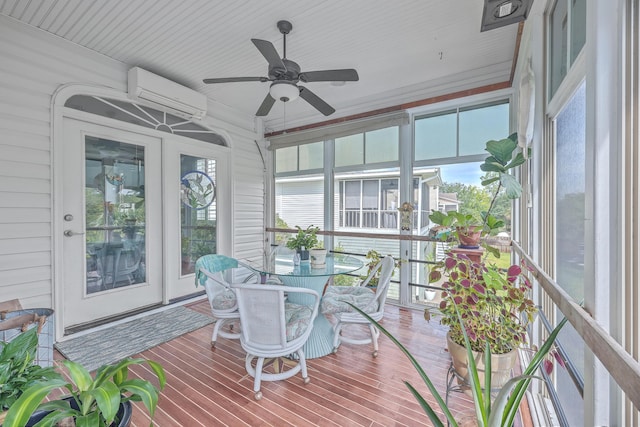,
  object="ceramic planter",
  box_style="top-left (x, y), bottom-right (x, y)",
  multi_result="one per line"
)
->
top-left (297, 249), bottom-right (310, 262)
top-left (24, 398), bottom-right (132, 427)
top-left (446, 332), bottom-right (517, 390)
top-left (309, 248), bottom-right (327, 266)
